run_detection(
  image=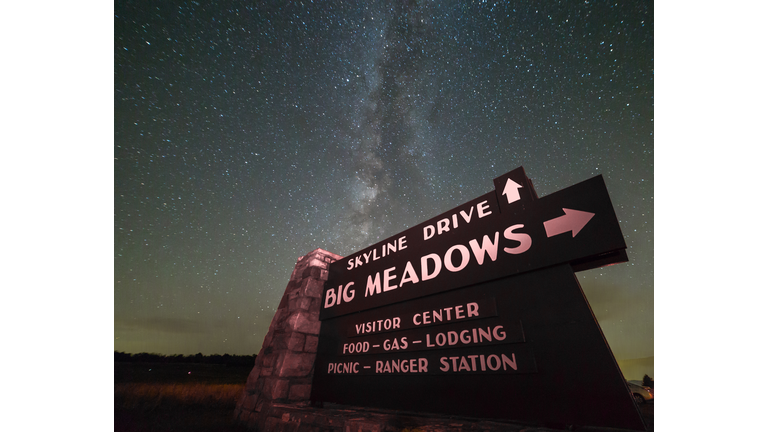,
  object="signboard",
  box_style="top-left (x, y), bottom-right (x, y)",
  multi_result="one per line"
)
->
top-left (311, 167), bottom-right (646, 431)
top-left (318, 168), bottom-right (626, 320)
